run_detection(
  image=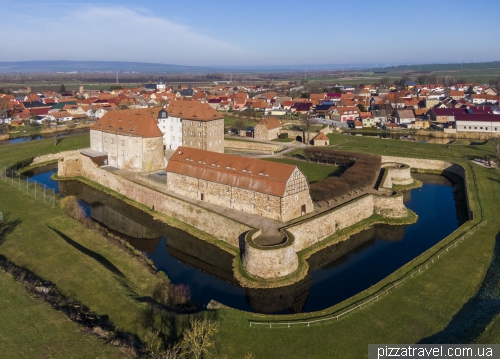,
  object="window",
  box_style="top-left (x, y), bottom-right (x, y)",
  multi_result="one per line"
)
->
top-left (295, 195), bottom-right (298, 201)
top-left (93, 133), bottom-right (96, 139)
top-left (169, 126), bottom-right (173, 131)
top-left (198, 132), bottom-right (201, 137)
top-left (104, 137), bottom-right (107, 143)
top-left (121, 150), bottom-right (125, 156)
top-left (252, 204), bottom-right (255, 209)
top-left (121, 140), bottom-right (125, 146)
top-left (171, 135), bottom-right (175, 141)
top-left (111, 138), bottom-right (115, 144)
top-left (266, 207), bottom-right (270, 213)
